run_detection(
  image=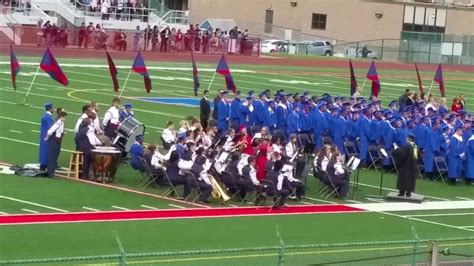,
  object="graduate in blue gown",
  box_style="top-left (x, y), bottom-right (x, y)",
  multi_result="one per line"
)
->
top-left (423, 122), bottom-right (440, 180)
top-left (359, 108), bottom-right (375, 165)
top-left (348, 110), bottom-right (360, 143)
top-left (119, 103), bottom-right (134, 122)
top-left (328, 107), bottom-right (348, 154)
top-left (437, 124), bottom-right (450, 159)
top-left (309, 102), bottom-right (327, 149)
top-left (288, 104), bottom-right (302, 135)
top-left (265, 100), bottom-right (277, 133)
top-left (253, 90), bottom-right (269, 127)
top-left (39, 103), bottom-right (55, 171)
top-left (447, 127), bottom-right (466, 184)
top-left (242, 96), bottom-right (258, 128)
top-left (394, 118), bottom-right (409, 146)
top-left (276, 94), bottom-right (289, 137)
top-left (130, 135), bottom-right (145, 172)
top-left (230, 91), bottom-right (243, 127)
top-left (217, 91), bottom-right (230, 136)
top-left (466, 131), bottom-right (474, 184)
top-left (300, 102), bottom-right (312, 134)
